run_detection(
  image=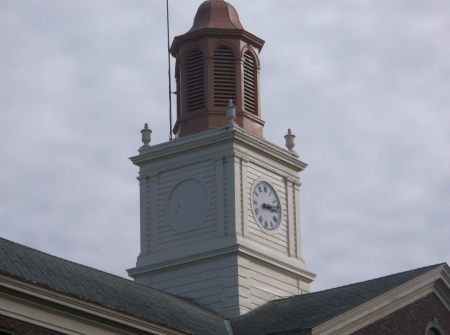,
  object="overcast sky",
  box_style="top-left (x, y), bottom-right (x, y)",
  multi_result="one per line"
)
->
top-left (1, 0), bottom-right (449, 293)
